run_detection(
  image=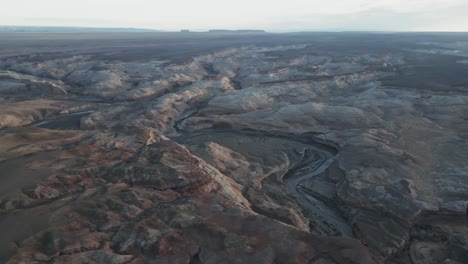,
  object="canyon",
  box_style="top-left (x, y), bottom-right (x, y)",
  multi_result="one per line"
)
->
top-left (0, 32), bottom-right (467, 263)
